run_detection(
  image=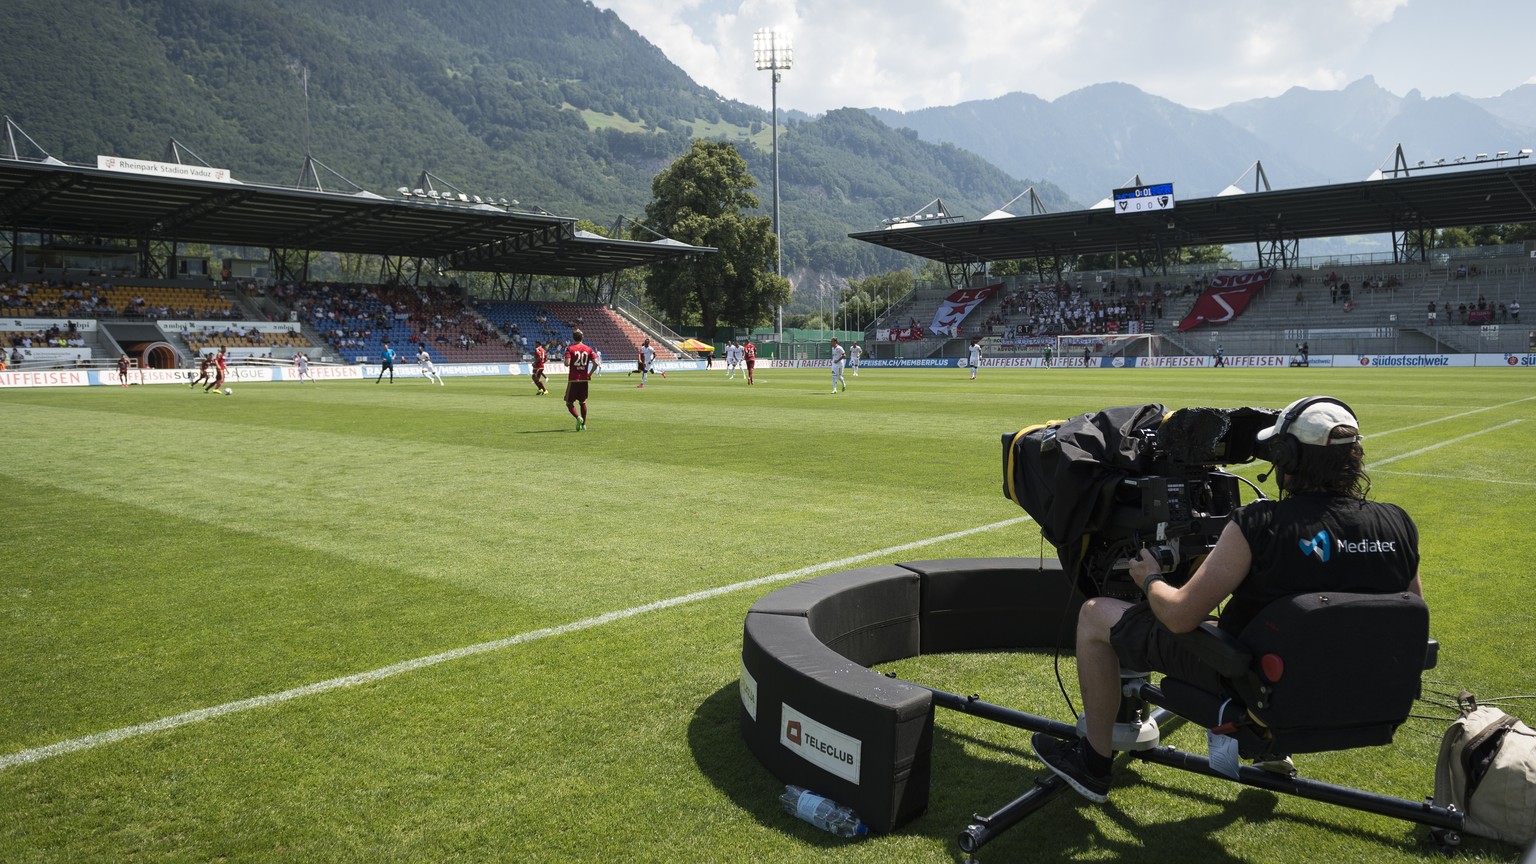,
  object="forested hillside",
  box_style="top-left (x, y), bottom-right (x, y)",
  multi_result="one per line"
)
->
top-left (1, 0), bottom-right (1073, 278)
